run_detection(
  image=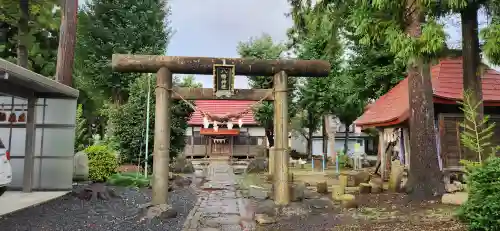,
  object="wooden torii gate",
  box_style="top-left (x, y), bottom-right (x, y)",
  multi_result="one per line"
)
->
top-left (112, 54), bottom-right (330, 207)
